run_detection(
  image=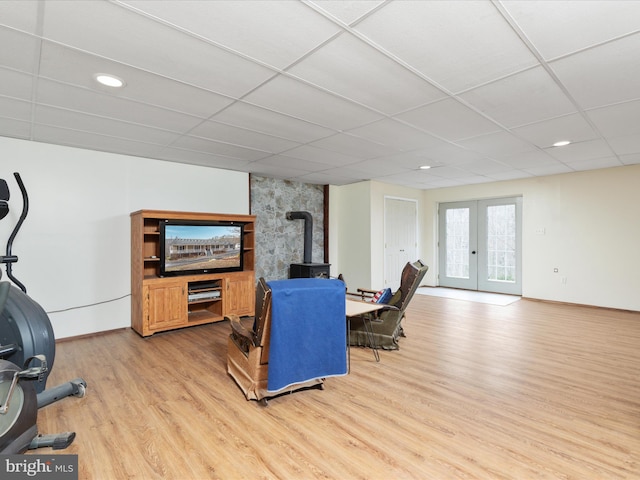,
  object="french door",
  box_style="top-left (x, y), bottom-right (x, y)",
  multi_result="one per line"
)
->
top-left (438, 197), bottom-right (522, 295)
